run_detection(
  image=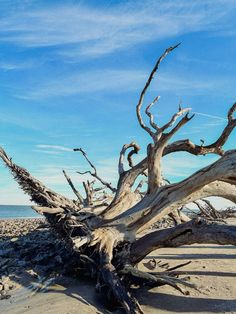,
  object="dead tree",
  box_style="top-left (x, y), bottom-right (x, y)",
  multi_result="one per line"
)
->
top-left (192, 200), bottom-right (236, 221)
top-left (0, 44), bottom-right (236, 313)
